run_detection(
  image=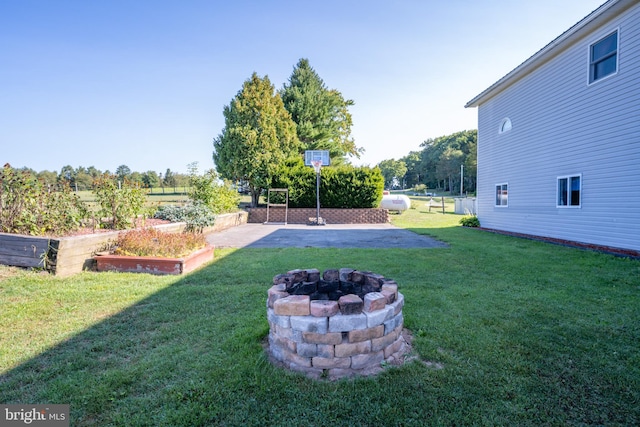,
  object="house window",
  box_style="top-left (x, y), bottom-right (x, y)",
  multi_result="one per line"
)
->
top-left (589, 30), bottom-right (618, 83)
top-left (499, 118), bottom-right (512, 134)
top-left (557, 175), bottom-right (581, 207)
top-left (495, 183), bottom-right (508, 206)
